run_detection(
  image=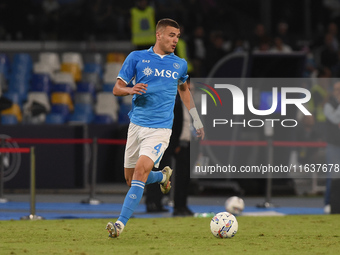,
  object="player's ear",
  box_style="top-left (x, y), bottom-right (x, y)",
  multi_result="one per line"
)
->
top-left (156, 31), bottom-right (161, 40)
